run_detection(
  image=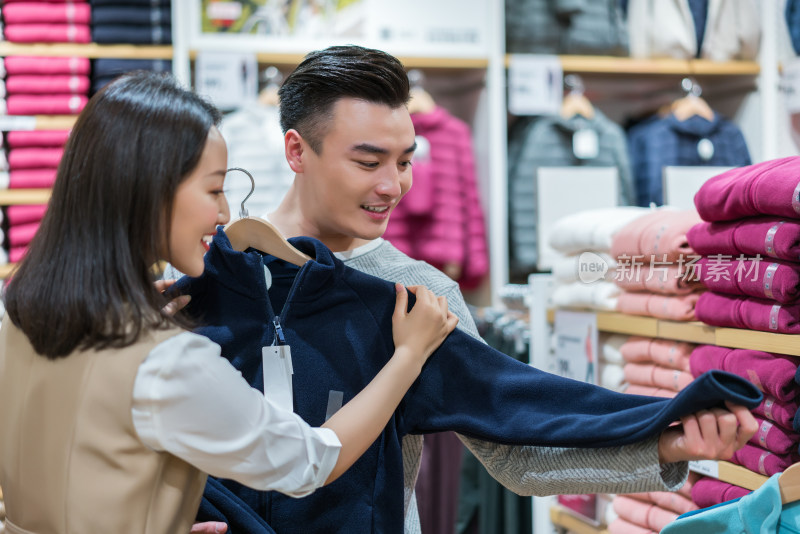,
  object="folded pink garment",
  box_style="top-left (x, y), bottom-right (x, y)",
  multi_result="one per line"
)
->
top-left (696, 256), bottom-right (800, 304)
top-left (748, 415), bottom-right (800, 455)
top-left (613, 496), bottom-right (678, 532)
top-left (6, 130), bottom-right (70, 148)
top-left (608, 517), bottom-right (656, 534)
top-left (620, 337), bottom-right (693, 372)
top-left (624, 384), bottom-right (677, 398)
top-left (753, 395), bottom-right (798, 432)
top-left (6, 94), bottom-right (87, 115)
top-left (614, 265), bottom-right (703, 295)
top-left (6, 204), bottom-right (46, 225)
top-left (611, 209), bottom-right (701, 262)
top-left (616, 291), bottom-right (700, 321)
top-left (690, 476), bottom-right (750, 508)
top-left (9, 169), bottom-right (57, 189)
top-left (8, 221), bottom-right (40, 247)
top-left (3, 23), bottom-right (91, 44)
top-left (623, 363), bottom-right (694, 392)
top-left (6, 74), bottom-right (89, 95)
top-left (623, 491), bottom-right (698, 516)
top-left (8, 148), bottom-right (63, 170)
top-left (688, 217), bottom-right (800, 264)
top-left (9, 246), bottom-right (27, 263)
top-left (695, 292), bottom-right (800, 334)
top-left (2, 2), bottom-right (91, 24)
top-left (729, 442), bottom-right (800, 476)
top-left (689, 345), bottom-right (799, 402)
top-left (694, 157), bottom-right (800, 222)
top-left (3, 56), bottom-right (90, 75)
